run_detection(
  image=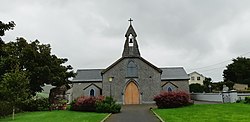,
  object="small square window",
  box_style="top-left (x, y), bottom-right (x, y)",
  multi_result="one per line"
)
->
top-left (191, 76), bottom-right (194, 80)
top-left (197, 77), bottom-right (200, 80)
